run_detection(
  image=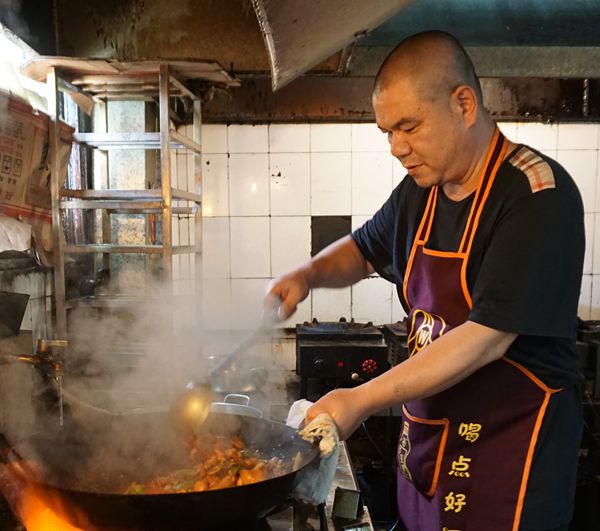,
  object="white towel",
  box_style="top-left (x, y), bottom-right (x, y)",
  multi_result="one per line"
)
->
top-left (286, 399), bottom-right (340, 505)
